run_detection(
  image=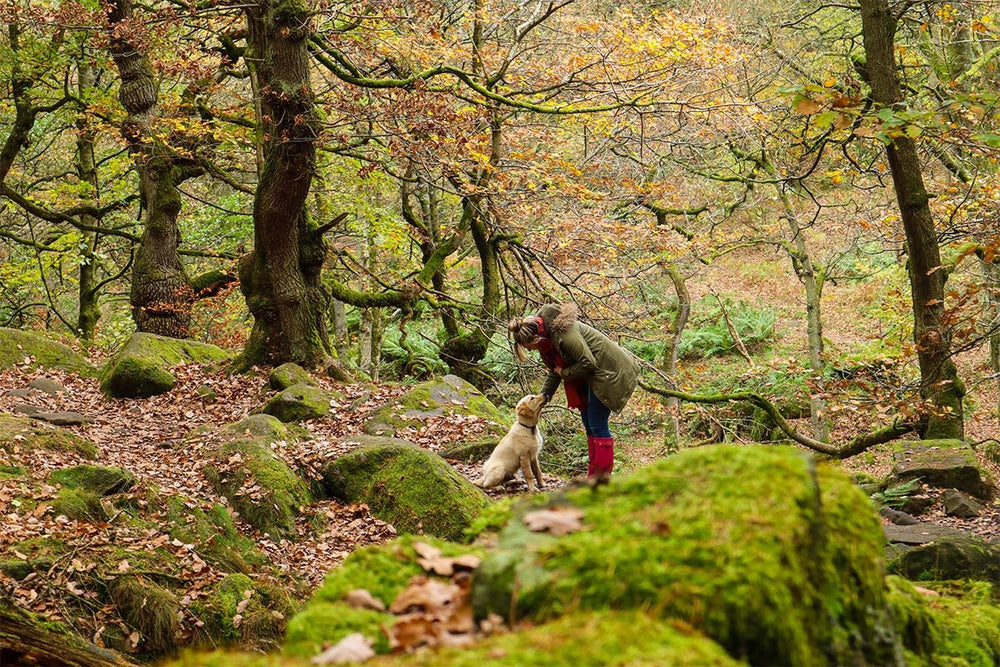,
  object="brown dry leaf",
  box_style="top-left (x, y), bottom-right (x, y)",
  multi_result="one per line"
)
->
top-left (389, 576), bottom-right (461, 618)
top-left (523, 506), bottom-right (585, 536)
top-left (387, 613), bottom-right (442, 653)
top-left (343, 588), bottom-right (386, 612)
top-left (311, 632), bottom-right (375, 664)
top-left (413, 541), bottom-right (481, 575)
